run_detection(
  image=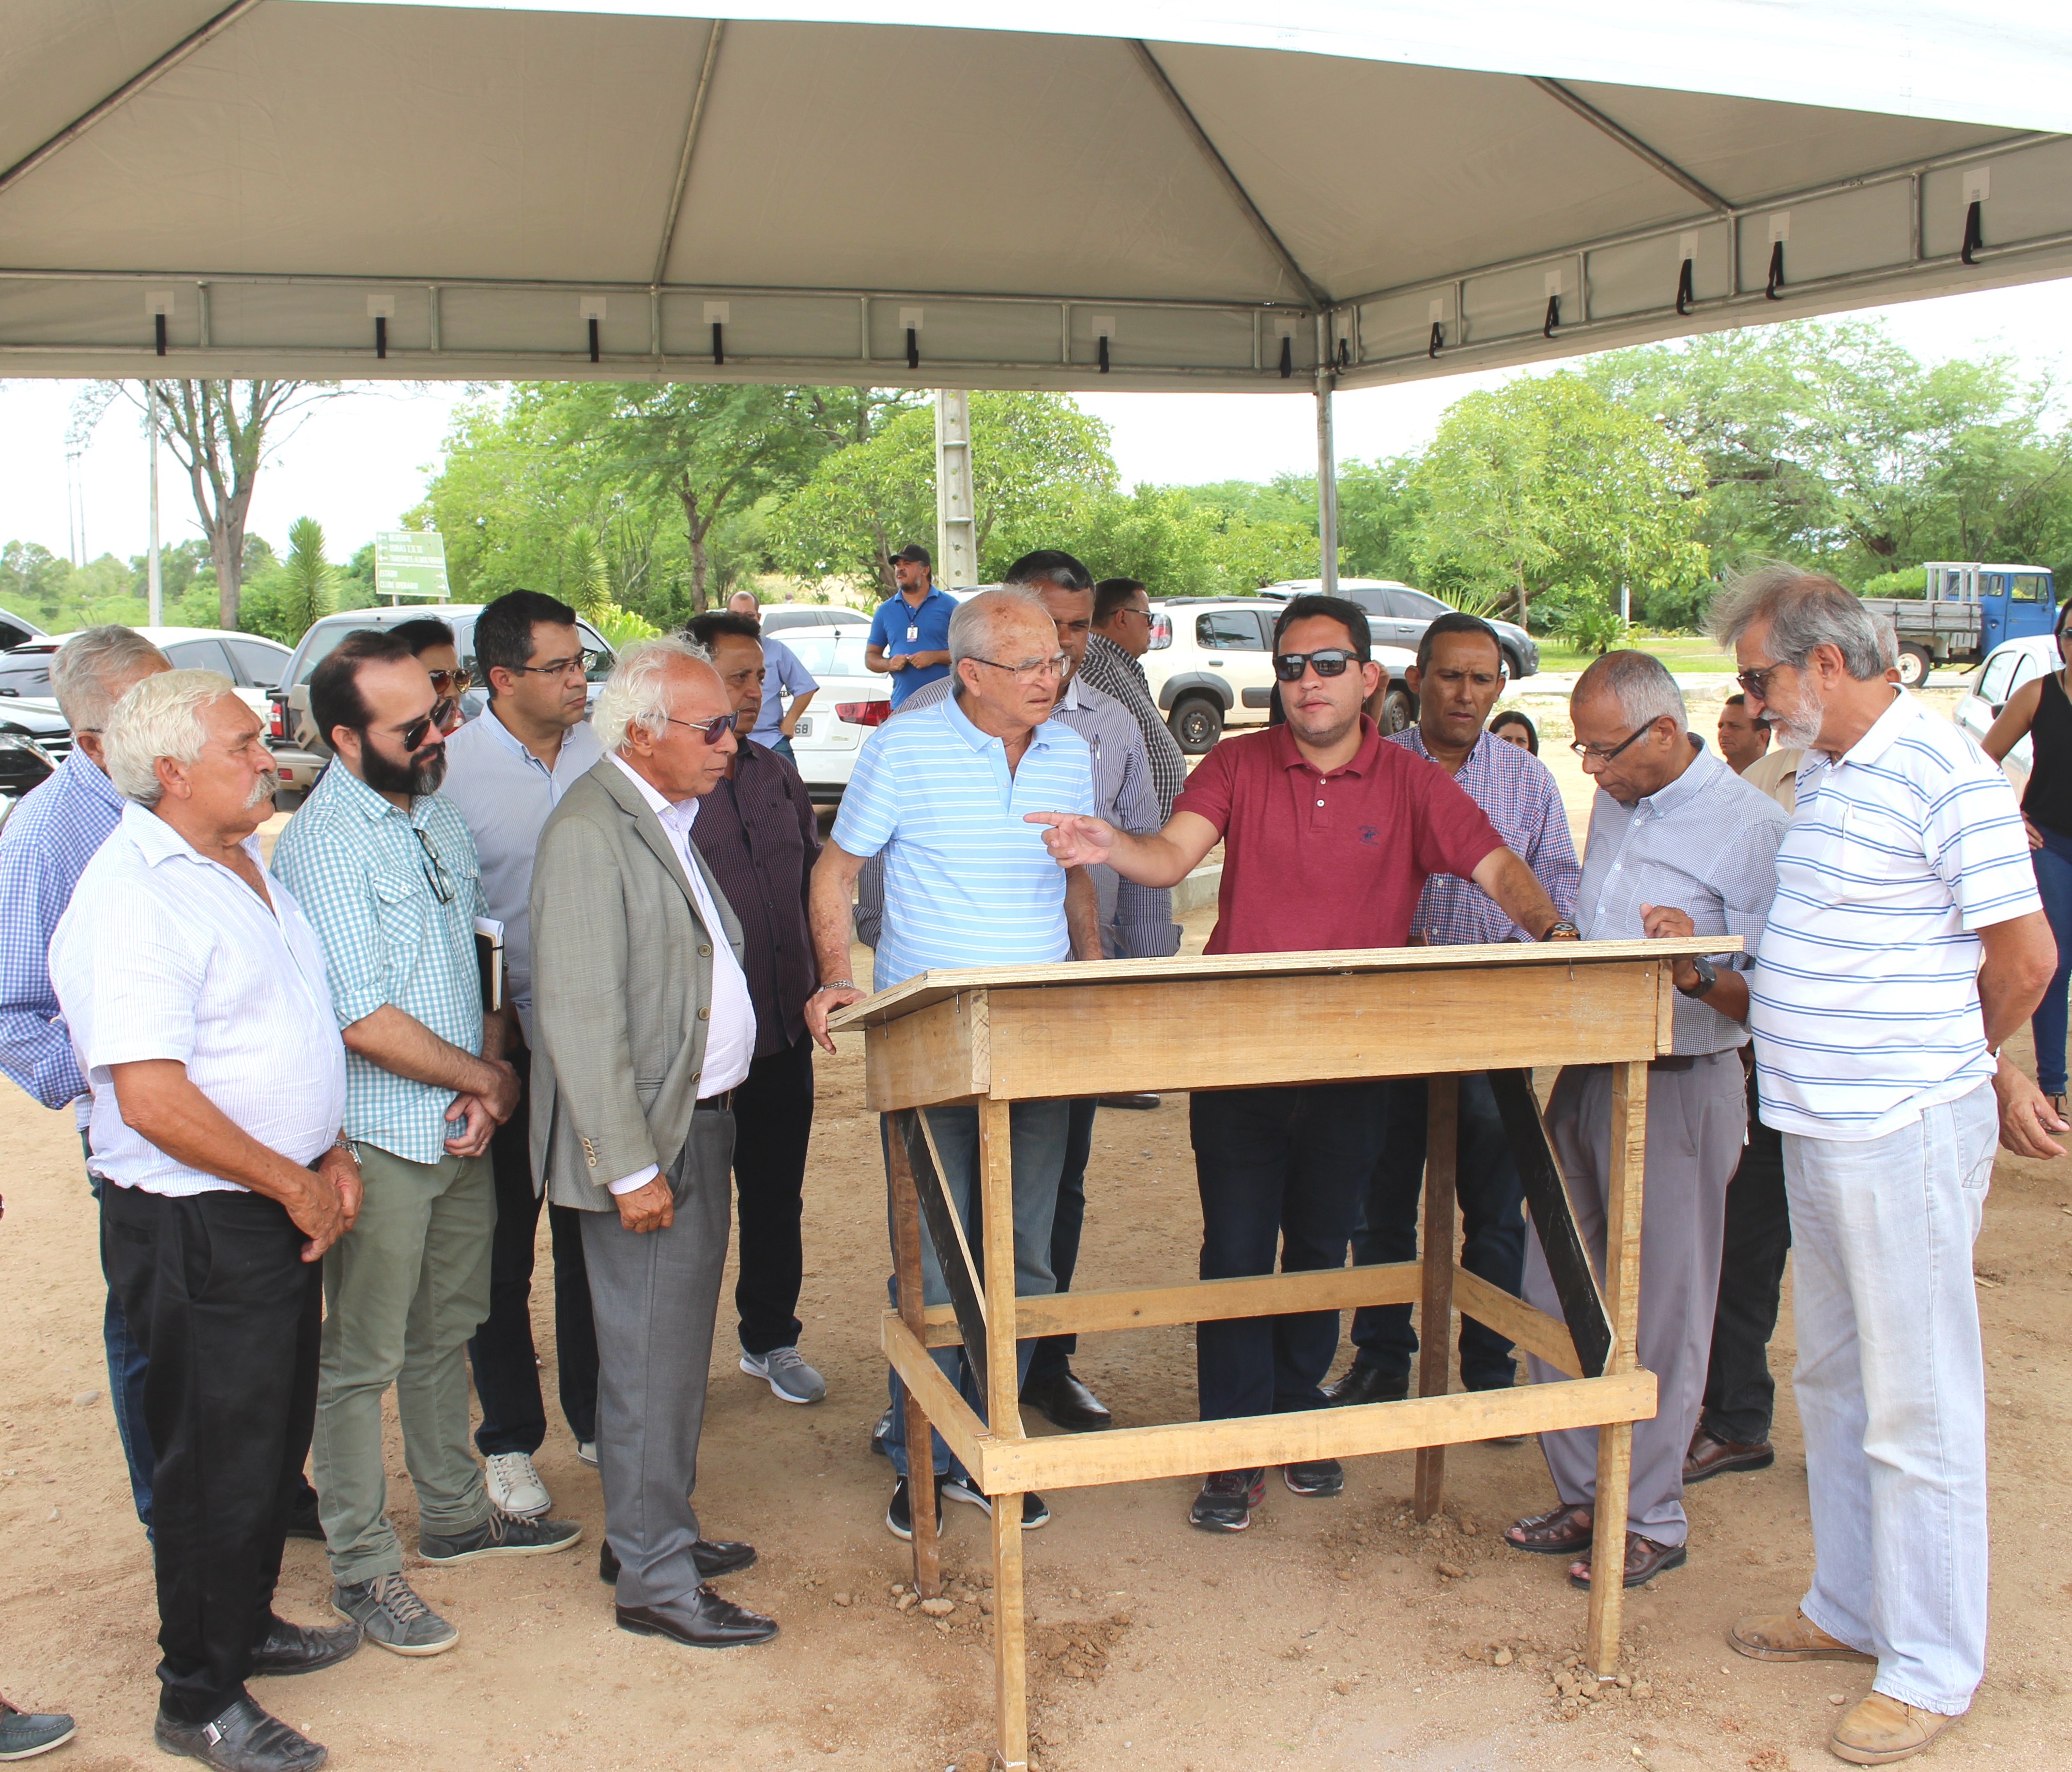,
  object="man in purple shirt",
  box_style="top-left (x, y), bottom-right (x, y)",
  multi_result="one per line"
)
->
top-left (1324, 612), bottom-right (1580, 1412)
